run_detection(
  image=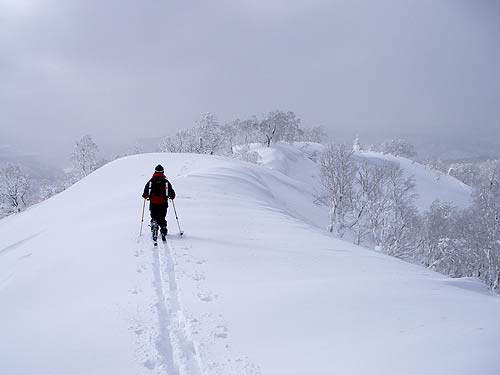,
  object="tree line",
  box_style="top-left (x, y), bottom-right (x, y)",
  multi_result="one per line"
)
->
top-left (160, 110), bottom-right (326, 156)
